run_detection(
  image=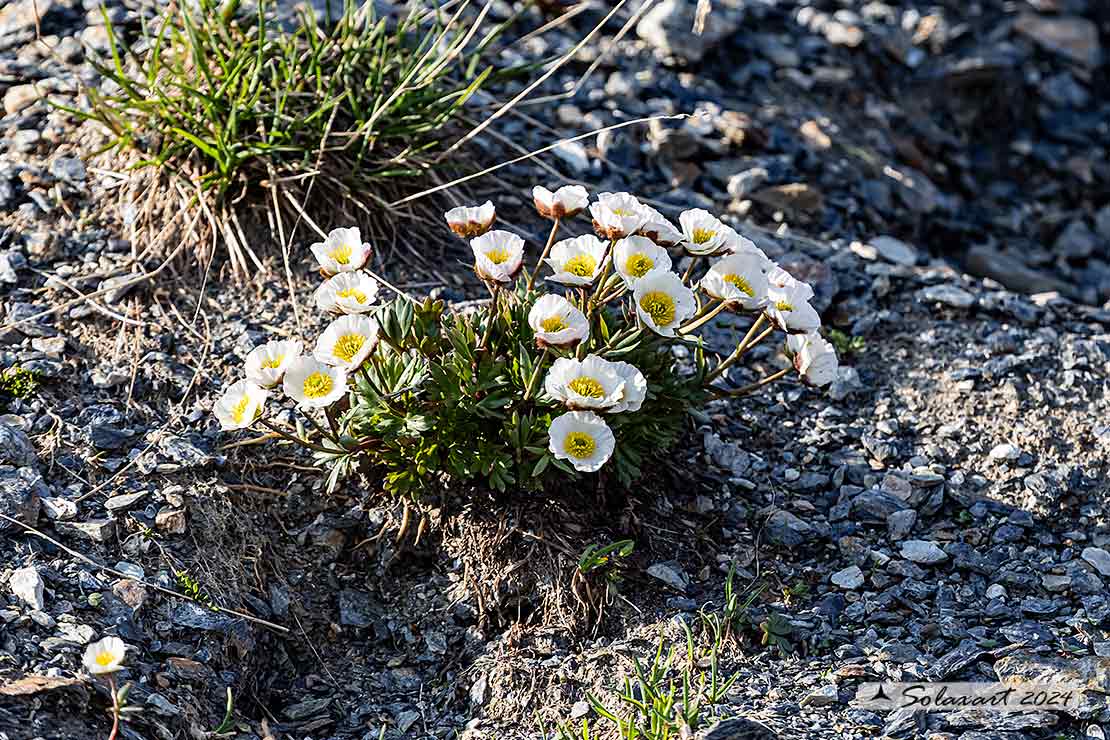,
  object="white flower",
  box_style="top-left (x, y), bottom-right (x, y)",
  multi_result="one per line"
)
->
top-left (444, 200), bottom-right (496, 238)
top-left (533, 185), bottom-right (589, 219)
top-left (679, 209), bottom-right (734, 256)
top-left (213, 380), bottom-right (268, 431)
top-left (632, 271), bottom-right (697, 337)
top-left (608, 361), bottom-right (647, 413)
top-left (635, 204), bottom-right (684, 247)
top-left (767, 264), bottom-right (815, 301)
top-left (244, 340), bottom-right (302, 388)
top-left (83, 636), bottom-right (127, 675)
top-left (613, 235), bottom-right (672, 289)
top-left (766, 266), bottom-right (821, 332)
top-left (545, 234), bottom-right (608, 286)
top-left (544, 354), bottom-right (627, 411)
top-left (314, 314), bottom-right (379, 370)
top-left (471, 229), bottom-right (525, 284)
top-left (548, 410), bottom-right (616, 473)
top-left (700, 253), bottom-right (770, 311)
top-left (313, 271), bottom-right (379, 314)
top-left (309, 227), bottom-right (371, 275)
top-left (589, 192), bottom-right (647, 240)
top-left (786, 332), bottom-right (839, 387)
top-left (721, 229), bottom-right (772, 266)
top-left (283, 356), bottom-right (348, 409)
top-left (527, 294), bottom-right (589, 347)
